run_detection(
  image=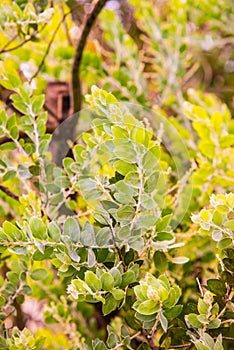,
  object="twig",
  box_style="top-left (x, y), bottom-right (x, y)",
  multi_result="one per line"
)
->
top-left (0, 25), bottom-right (46, 54)
top-left (71, 0), bottom-right (108, 113)
top-left (167, 345), bottom-right (192, 349)
top-left (29, 10), bottom-right (73, 82)
top-left (59, 4), bottom-right (73, 46)
top-left (222, 337), bottom-right (234, 341)
top-left (44, 103), bottom-right (59, 121)
top-left (107, 217), bottom-right (127, 271)
top-left (141, 329), bottom-right (159, 350)
top-left (0, 184), bottom-right (19, 201)
top-left (0, 33), bottom-right (18, 52)
top-left (161, 336), bottom-right (234, 349)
